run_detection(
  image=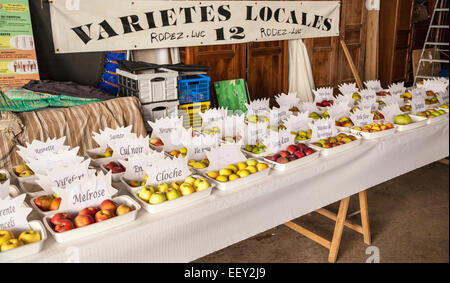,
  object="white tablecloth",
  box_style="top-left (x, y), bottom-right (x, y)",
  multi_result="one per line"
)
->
top-left (18, 119), bottom-right (449, 262)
